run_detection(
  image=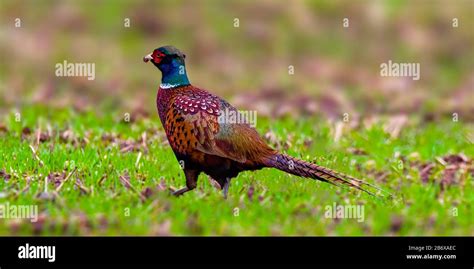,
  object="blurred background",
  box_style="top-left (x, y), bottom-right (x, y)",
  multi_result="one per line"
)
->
top-left (0, 0), bottom-right (473, 121)
top-left (0, 0), bottom-right (473, 237)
